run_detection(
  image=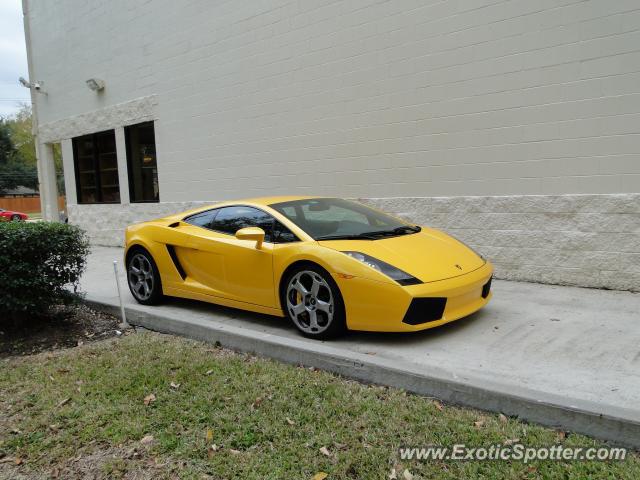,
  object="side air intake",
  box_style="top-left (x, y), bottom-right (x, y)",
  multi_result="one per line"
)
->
top-left (166, 245), bottom-right (186, 279)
